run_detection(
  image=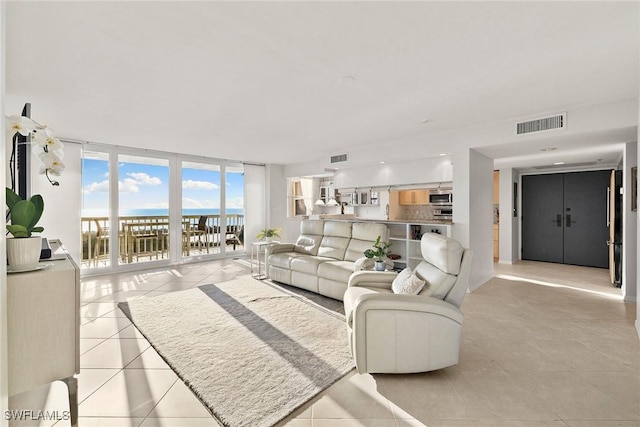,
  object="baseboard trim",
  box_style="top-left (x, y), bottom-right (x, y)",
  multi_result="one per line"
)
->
top-left (624, 295), bottom-right (637, 303)
top-left (498, 259), bottom-right (514, 265)
top-left (469, 274), bottom-right (493, 293)
top-left (636, 320), bottom-right (640, 340)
